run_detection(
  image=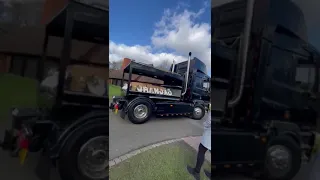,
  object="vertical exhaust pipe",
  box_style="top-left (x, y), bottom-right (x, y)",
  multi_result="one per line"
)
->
top-left (228, 0), bottom-right (255, 107)
top-left (172, 59), bottom-right (175, 73)
top-left (182, 52), bottom-right (192, 95)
